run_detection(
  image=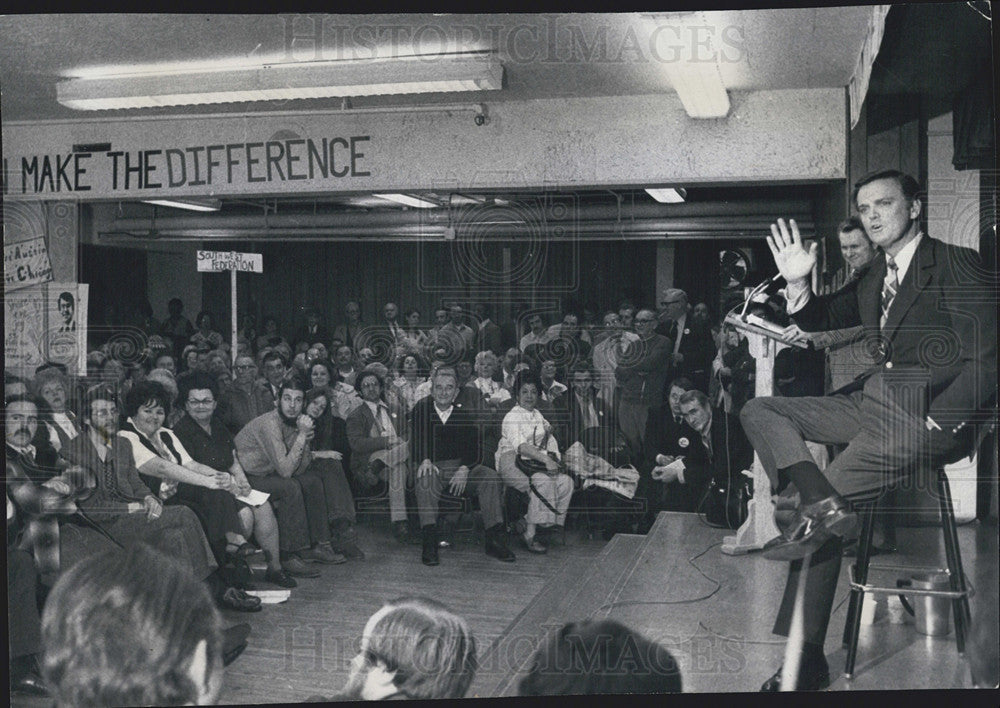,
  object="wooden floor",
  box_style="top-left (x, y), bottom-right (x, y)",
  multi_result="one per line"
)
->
top-left (11, 510), bottom-right (997, 703)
